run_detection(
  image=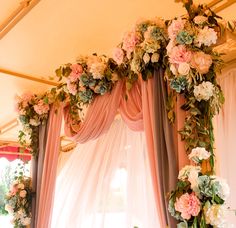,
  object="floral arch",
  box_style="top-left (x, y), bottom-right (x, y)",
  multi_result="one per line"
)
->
top-left (6, 0), bottom-right (236, 227)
